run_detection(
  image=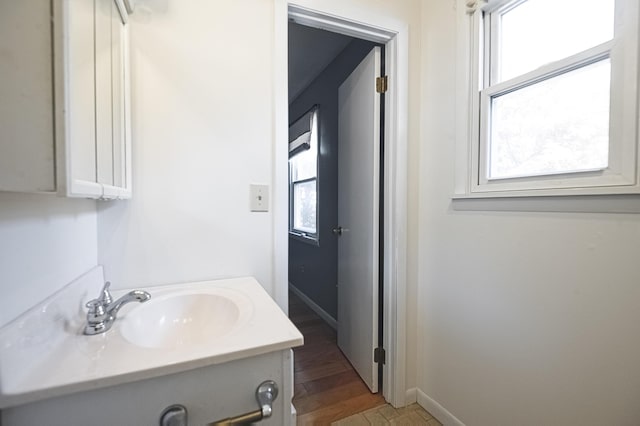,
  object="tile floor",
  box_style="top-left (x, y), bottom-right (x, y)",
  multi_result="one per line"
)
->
top-left (331, 403), bottom-right (442, 426)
